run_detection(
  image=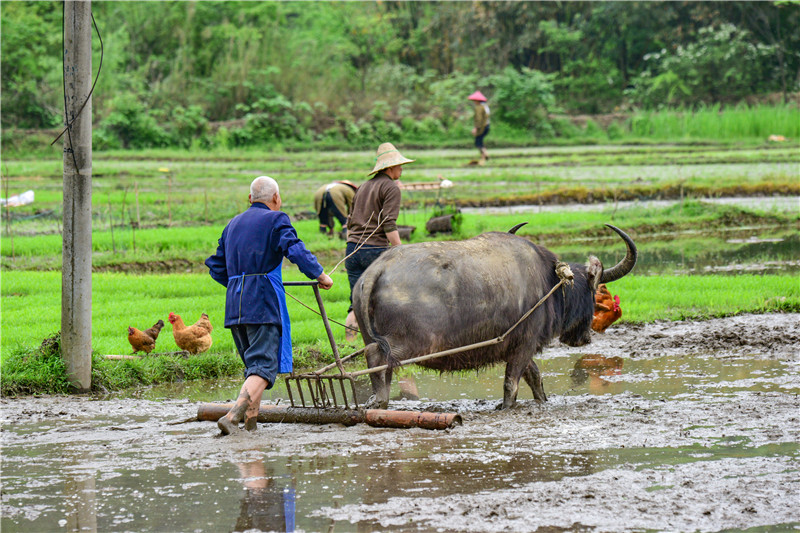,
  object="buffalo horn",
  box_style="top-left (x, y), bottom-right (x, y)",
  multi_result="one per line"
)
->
top-left (508, 222), bottom-right (528, 234)
top-left (599, 224), bottom-right (638, 284)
